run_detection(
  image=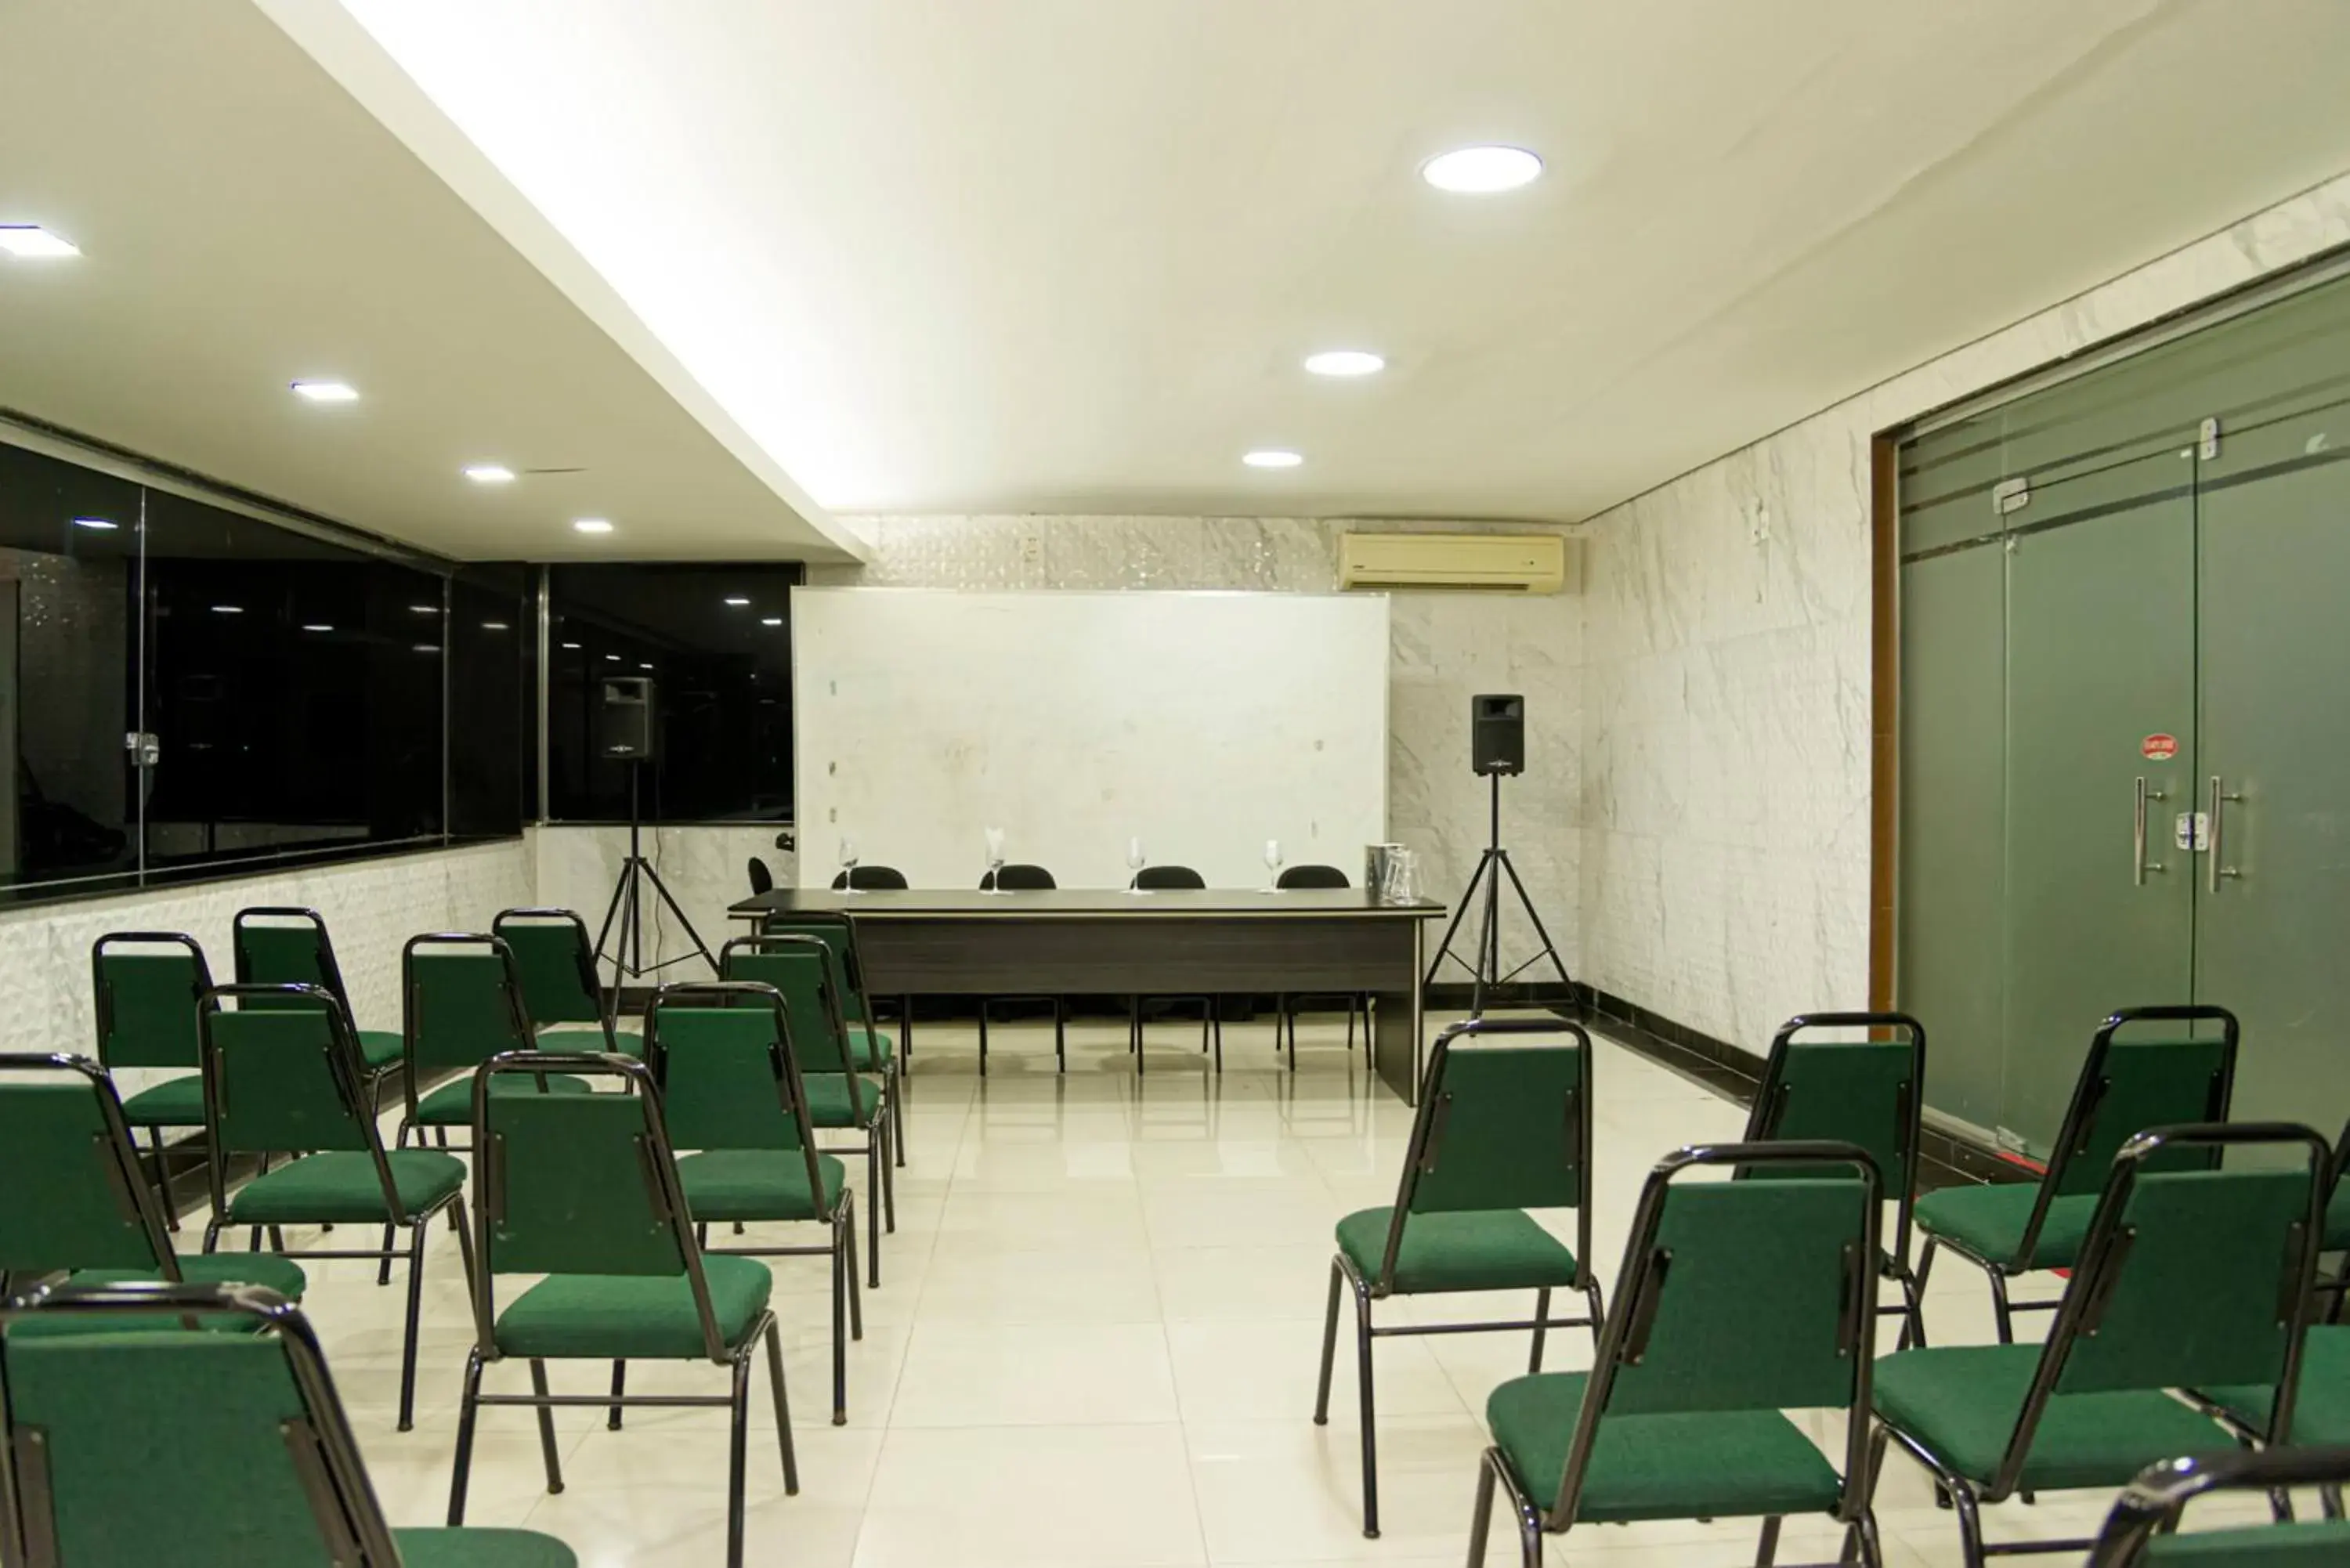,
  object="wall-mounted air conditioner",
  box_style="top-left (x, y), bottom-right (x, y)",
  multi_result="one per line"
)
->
top-left (1336, 532), bottom-right (1575, 594)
